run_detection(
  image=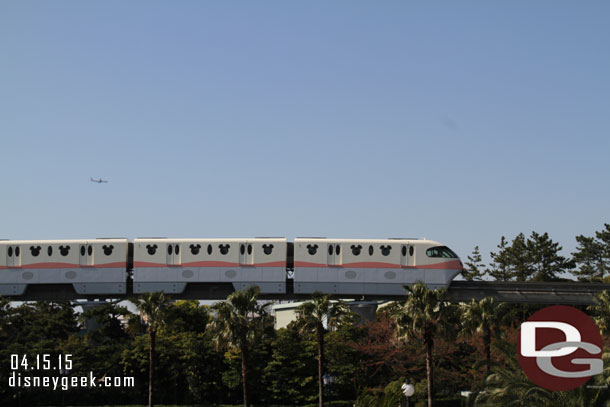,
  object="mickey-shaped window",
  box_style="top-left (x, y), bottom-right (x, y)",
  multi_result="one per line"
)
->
top-left (307, 244), bottom-right (318, 255)
top-left (59, 246), bottom-right (70, 256)
top-left (102, 245), bottom-right (114, 256)
top-left (219, 244), bottom-right (230, 255)
top-left (30, 246), bottom-right (42, 257)
top-left (146, 244), bottom-right (158, 255)
top-left (380, 245), bottom-right (392, 256)
top-left (350, 245), bottom-right (362, 256)
top-left (190, 244), bottom-right (201, 255)
top-left (262, 244), bottom-right (274, 255)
